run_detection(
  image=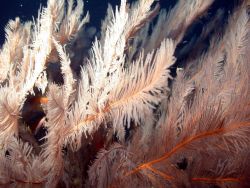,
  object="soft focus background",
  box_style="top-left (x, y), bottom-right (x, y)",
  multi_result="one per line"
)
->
top-left (0, 0), bottom-right (236, 46)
